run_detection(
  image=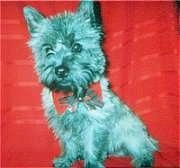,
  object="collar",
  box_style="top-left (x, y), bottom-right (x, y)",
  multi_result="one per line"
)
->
top-left (52, 82), bottom-right (104, 114)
